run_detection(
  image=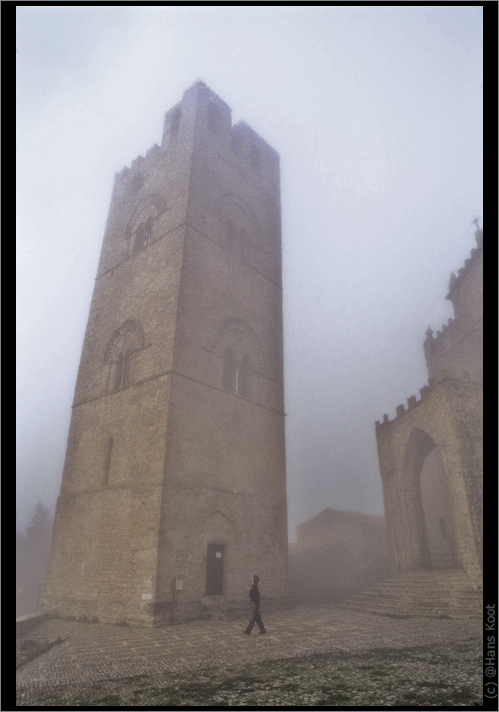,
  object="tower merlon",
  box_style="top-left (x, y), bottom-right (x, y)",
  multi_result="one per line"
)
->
top-left (446, 229), bottom-right (483, 301)
top-left (407, 395), bottom-right (417, 409)
top-left (160, 81), bottom-right (281, 190)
